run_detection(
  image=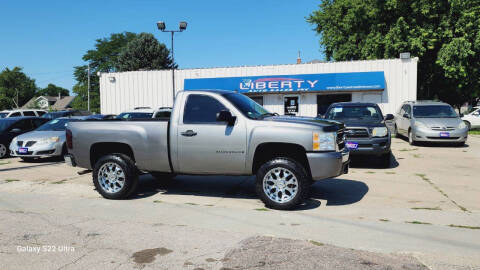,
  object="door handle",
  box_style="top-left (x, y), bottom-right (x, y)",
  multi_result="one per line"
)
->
top-left (181, 130), bottom-right (197, 137)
